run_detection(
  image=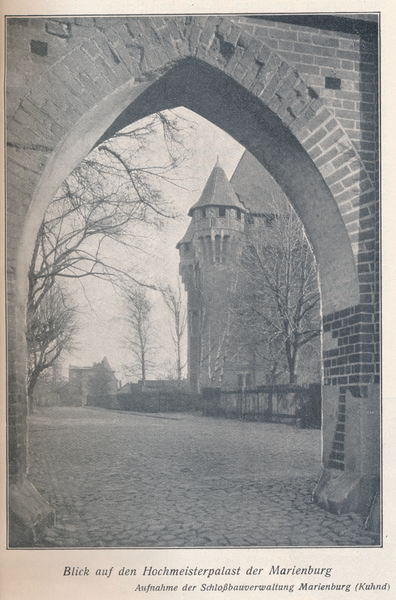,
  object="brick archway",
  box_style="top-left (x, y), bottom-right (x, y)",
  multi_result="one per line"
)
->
top-left (7, 16), bottom-right (379, 542)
